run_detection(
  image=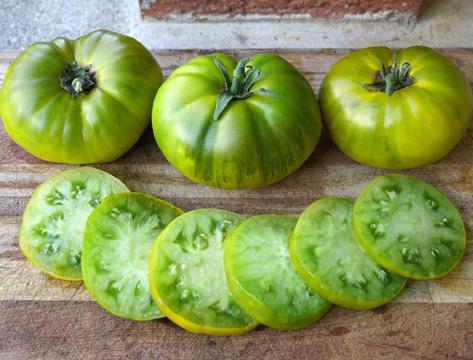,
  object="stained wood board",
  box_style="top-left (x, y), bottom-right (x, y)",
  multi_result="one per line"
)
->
top-left (0, 49), bottom-right (472, 359)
